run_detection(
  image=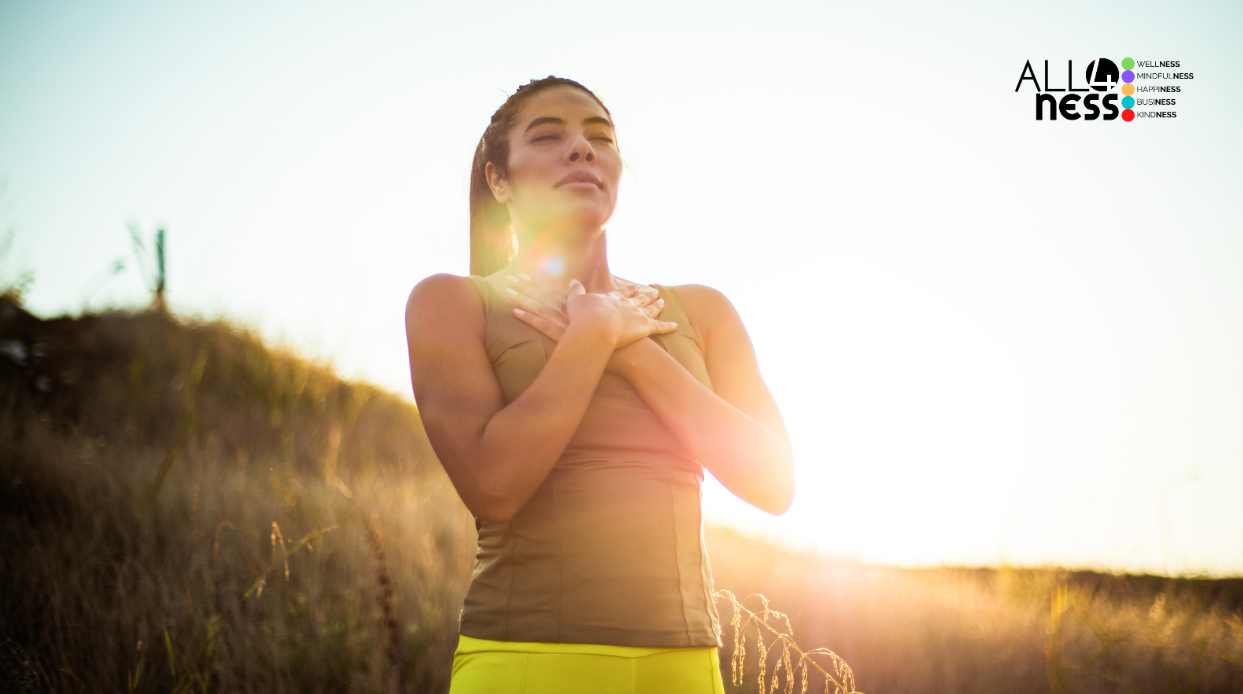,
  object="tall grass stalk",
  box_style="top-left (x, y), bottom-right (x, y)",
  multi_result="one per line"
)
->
top-left (715, 589), bottom-right (862, 694)
top-left (362, 509), bottom-right (405, 694)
